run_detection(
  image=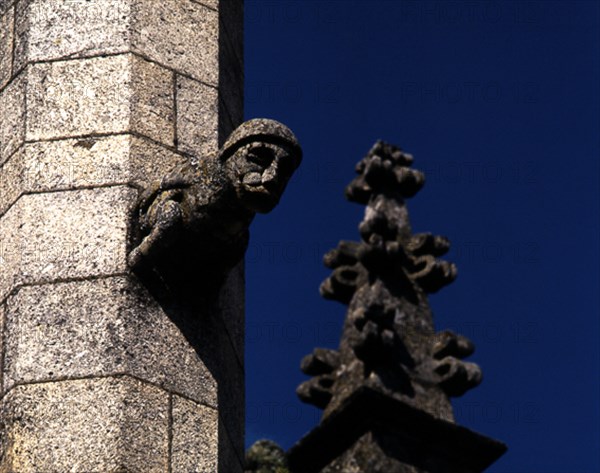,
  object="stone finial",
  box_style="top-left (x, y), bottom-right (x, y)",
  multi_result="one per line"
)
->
top-left (298, 141), bottom-right (476, 413)
top-left (289, 141), bottom-right (505, 473)
top-left (128, 118), bottom-right (302, 293)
